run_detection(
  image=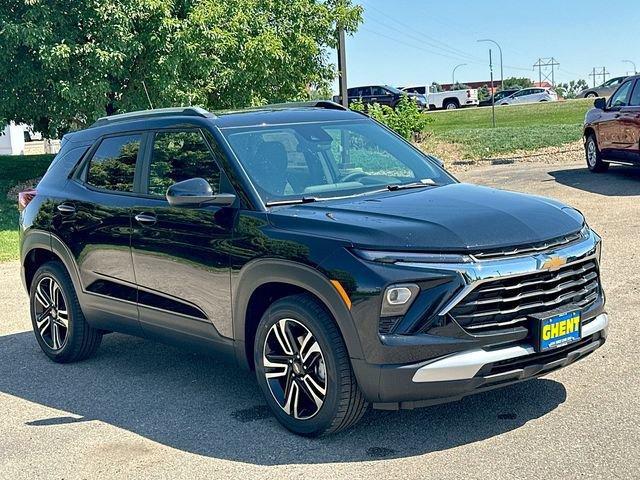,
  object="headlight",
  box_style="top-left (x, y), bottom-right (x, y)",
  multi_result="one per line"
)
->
top-left (381, 283), bottom-right (420, 317)
top-left (353, 249), bottom-right (473, 264)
